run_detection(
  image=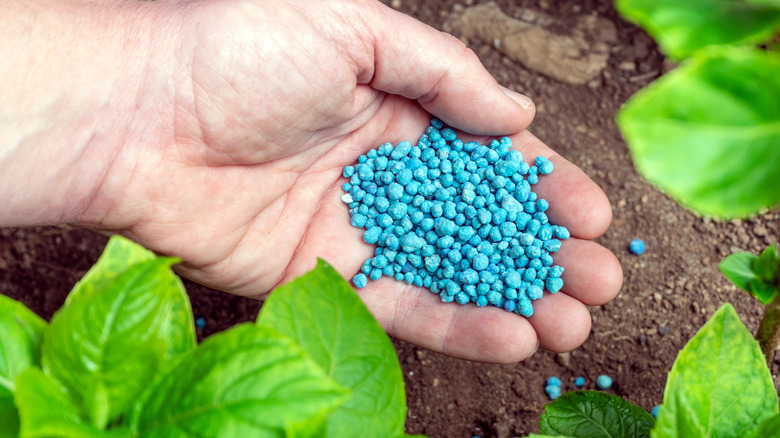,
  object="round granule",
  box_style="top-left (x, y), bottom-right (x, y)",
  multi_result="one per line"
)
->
top-left (629, 238), bottom-right (646, 255)
top-left (342, 119), bottom-right (569, 317)
top-left (544, 384), bottom-right (562, 400)
top-left (596, 374), bottom-right (613, 390)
